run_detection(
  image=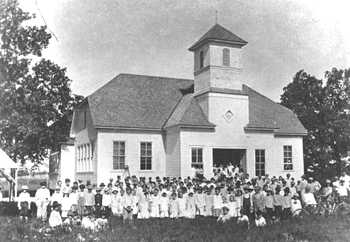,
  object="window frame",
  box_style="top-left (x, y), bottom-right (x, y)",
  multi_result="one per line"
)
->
top-left (199, 51), bottom-right (204, 69)
top-left (222, 48), bottom-right (230, 66)
top-left (255, 149), bottom-right (265, 176)
top-left (140, 142), bottom-right (152, 171)
top-left (283, 145), bottom-right (293, 171)
top-left (191, 147), bottom-right (203, 169)
top-left (112, 141), bottom-right (126, 170)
